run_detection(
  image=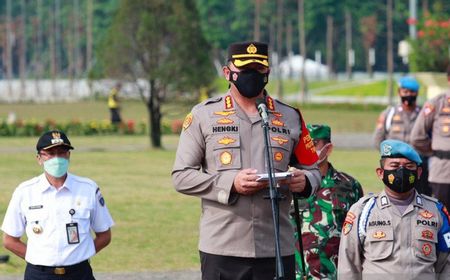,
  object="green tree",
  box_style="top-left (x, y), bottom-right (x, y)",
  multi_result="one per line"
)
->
top-left (98, 0), bottom-right (214, 148)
